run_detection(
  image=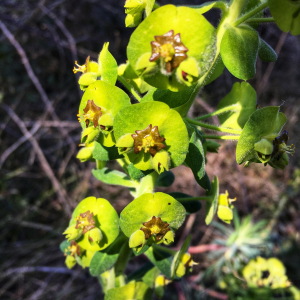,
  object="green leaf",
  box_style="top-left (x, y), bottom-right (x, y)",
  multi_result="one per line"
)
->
top-left (60, 240), bottom-right (71, 253)
top-left (203, 55), bottom-right (225, 86)
top-left (127, 5), bottom-right (216, 91)
top-left (92, 168), bottom-right (137, 188)
top-left (169, 192), bottom-right (202, 215)
top-left (105, 281), bottom-right (152, 300)
top-left (155, 171), bottom-right (175, 187)
top-left (93, 142), bottom-right (123, 161)
top-left (220, 24), bottom-right (259, 80)
top-left (236, 106), bottom-right (287, 164)
top-left (144, 246), bottom-right (173, 279)
top-left (119, 192), bottom-right (186, 238)
top-left (127, 262), bottom-right (155, 282)
top-left (170, 235), bottom-right (191, 279)
top-left (128, 163), bottom-right (153, 180)
top-left (69, 197), bottom-right (119, 252)
top-left (269, 0), bottom-right (300, 36)
top-left (89, 233), bottom-right (128, 276)
top-left (98, 43), bottom-right (118, 86)
top-left (217, 82), bottom-right (257, 130)
top-left (198, 172), bottom-right (211, 191)
top-left (205, 175), bottom-right (219, 225)
top-left (258, 38), bottom-right (277, 62)
top-left (145, 0), bottom-right (155, 17)
top-left (185, 131), bottom-right (206, 184)
top-left (142, 267), bottom-right (161, 288)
